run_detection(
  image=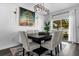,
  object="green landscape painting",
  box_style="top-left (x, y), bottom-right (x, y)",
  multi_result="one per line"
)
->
top-left (19, 7), bottom-right (35, 26)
